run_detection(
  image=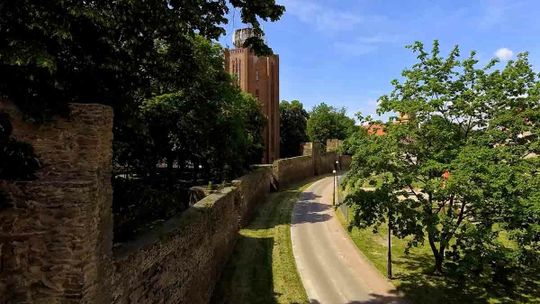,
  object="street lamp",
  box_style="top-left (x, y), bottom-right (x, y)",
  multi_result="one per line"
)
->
top-left (332, 169), bottom-right (337, 206)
